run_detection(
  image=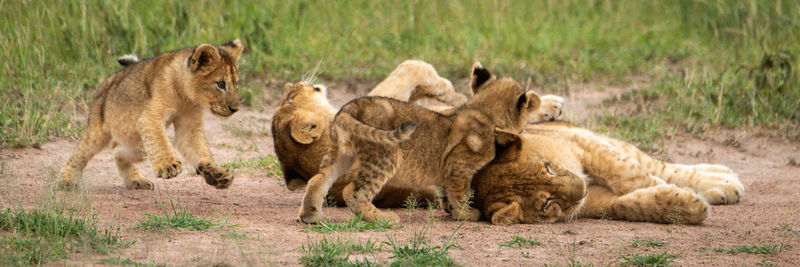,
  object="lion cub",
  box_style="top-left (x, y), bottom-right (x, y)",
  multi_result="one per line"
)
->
top-left (367, 60), bottom-right (467, 106)
top-left (298, 63), bottom-right (541, 223)
top-left (474, 121), bottom-right (744, 225)
top-left (58, 39), bottom-right (244, 190)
